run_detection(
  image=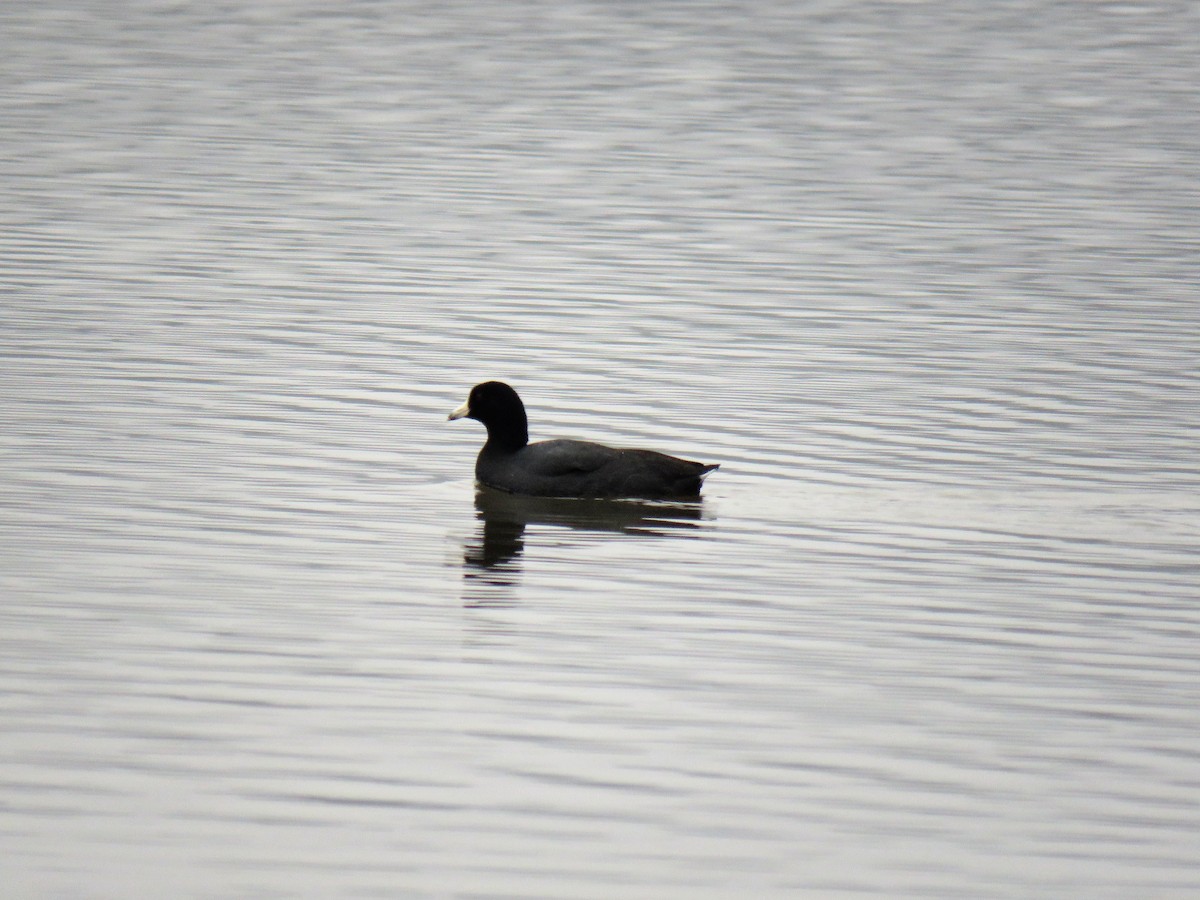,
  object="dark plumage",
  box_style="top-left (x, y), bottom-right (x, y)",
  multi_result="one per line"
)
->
top-left (448, 381), bottom-right (718, 499)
